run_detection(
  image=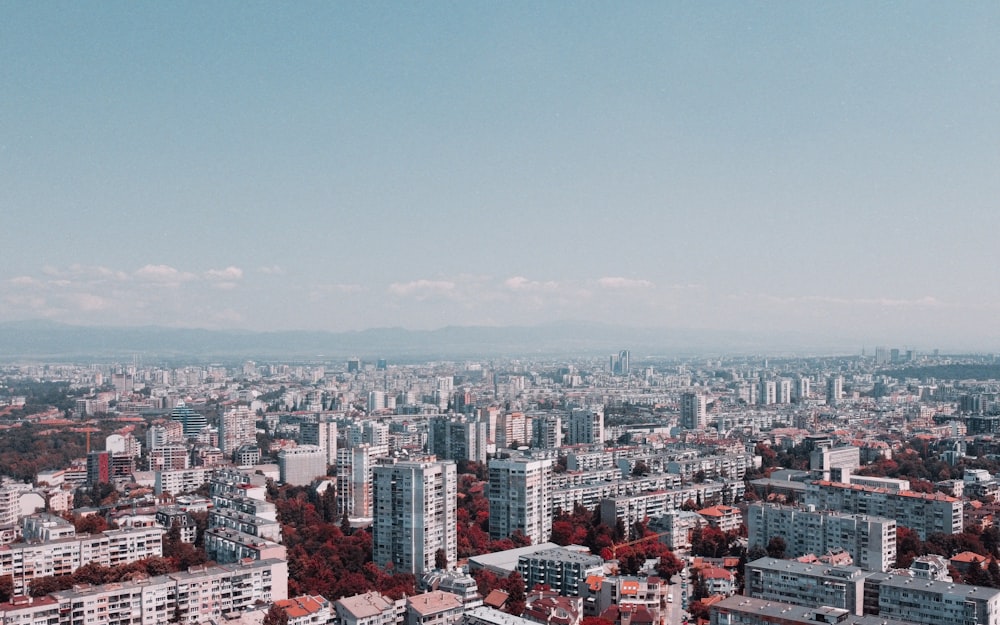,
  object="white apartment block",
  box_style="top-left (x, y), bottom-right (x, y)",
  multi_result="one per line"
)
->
top-left (598, 480), bottom-right (746, 527)
top-left (278, 445), bottom-right (327, 486)
top-left (488, 455), bottom-right (553, 545)
top-left (0, 525), bottom-right (164, 595)
top-left (517, 547), bottom-right (603, 597)
top-left (806, 480), bottom-right (962, 539)
top-left (209, 507), bottom-right (282, 542)
top-left (745, 557), bottom-right (869, 615)
top-left (204, 527), bottom-right (287, 564)
top-left (373, 460), bottom-right (457, 575)
top-left (667, 454), bottom-right (755, 481)
top-left (747, 503), bottom-right (897, 572)
top-left (745, 556), bottom-right (1000, 625)
top-left (154, 468), bottom-right (212, 496)
top-left (211, 494), bottom-right (277, 522)
top-left (877, 574), bottom-right (1000, 625)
